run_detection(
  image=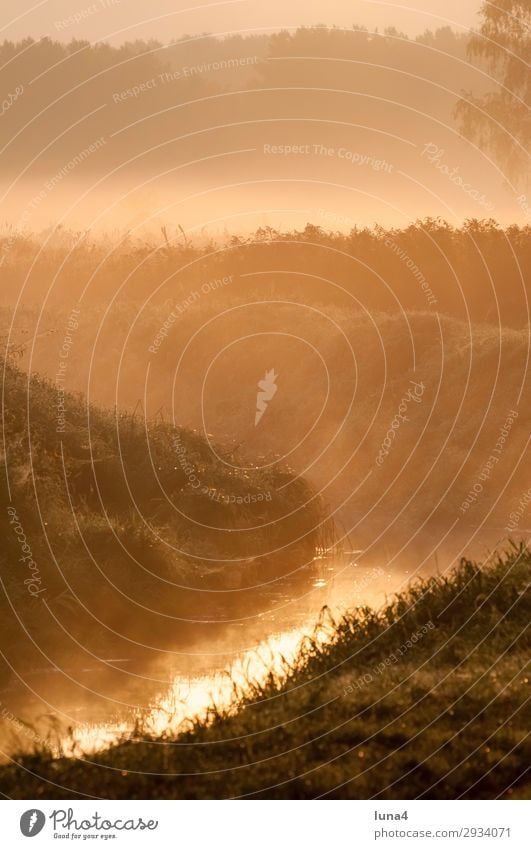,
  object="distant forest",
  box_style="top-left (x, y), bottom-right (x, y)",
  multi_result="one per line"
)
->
top-left (0, 27), bottom-right (489, 176)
